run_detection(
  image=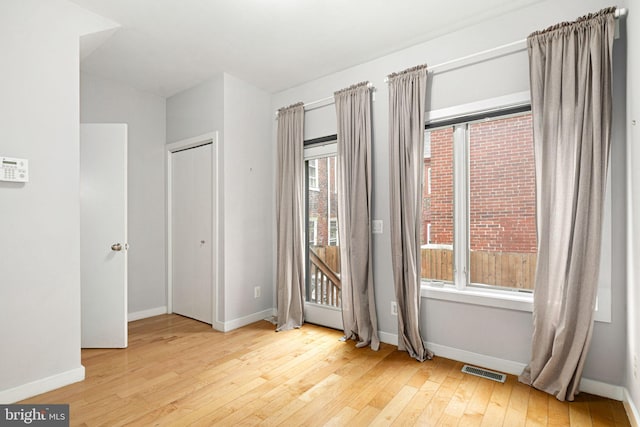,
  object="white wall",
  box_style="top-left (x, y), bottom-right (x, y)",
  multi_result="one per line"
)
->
top-left (167, 75), bottom-right (225, 319)
top-left (222, 74), bottom-right (273, 321)
top-left (271, 0), bottom-right (629, 389)
top-left (626, 0), bottom-right (640, 419)
top-left (166, 73), bottom-right (272, 327)
top-left (166, 75), bottom-right (224, 144)
top-left (0, 0), bottom-right (116, 402)
top-left (80, 73), bottom-right (167, 316)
